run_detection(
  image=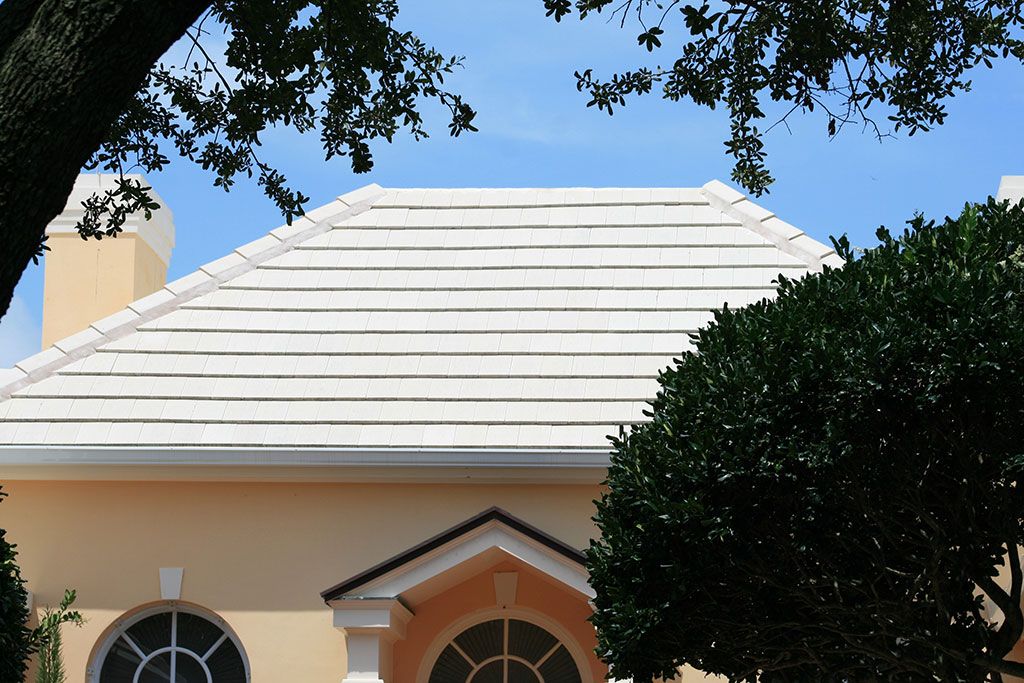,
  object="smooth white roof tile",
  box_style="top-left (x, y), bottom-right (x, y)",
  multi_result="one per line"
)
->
top-left (0, 182), bottom-right (833, 451)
